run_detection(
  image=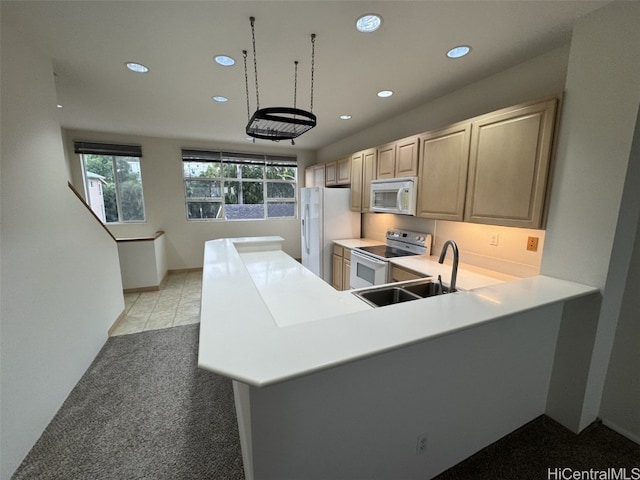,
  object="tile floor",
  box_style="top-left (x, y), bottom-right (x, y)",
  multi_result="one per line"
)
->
top-left (110, 270), bottom-right (202, 336)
